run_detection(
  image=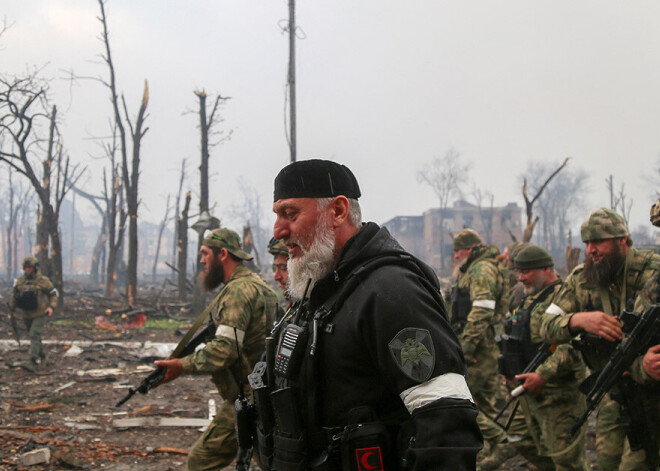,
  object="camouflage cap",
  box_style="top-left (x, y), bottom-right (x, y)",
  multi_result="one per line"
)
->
top-left (513, 245), bottom-right (554, 270)
top-left (267, 237), bottom-right (289, 257)
top-left (202, 228), bottom-right (253, 261)
top-left (580, 207), bottom-right (629, 242)
top-left (23, 256), bottom-right (39, 268)
top-left (453, 229), bottom-right (483, 251)
top-left (651, 197), bottom-right (660, 228)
